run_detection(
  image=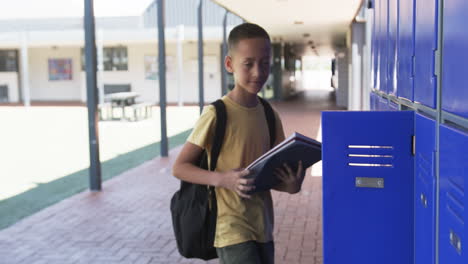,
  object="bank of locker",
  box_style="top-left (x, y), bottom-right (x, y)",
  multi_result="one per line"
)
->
top-left (322, 111), bottom-right (414, 264)
top-left (387, 0), bottom-right (398, 96)
top-left (414, 0), bottom-right (438, 108)
top-left (414, 114), bottom-right (436, 264)
top-left (442, 0), bottom-right (468, 119)
top-left (379, 0), bottom-right (389, 94)
top-left (397, 0), bottom-right (415, 101)
top-left (439, 125), bottom-right (466, 264)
